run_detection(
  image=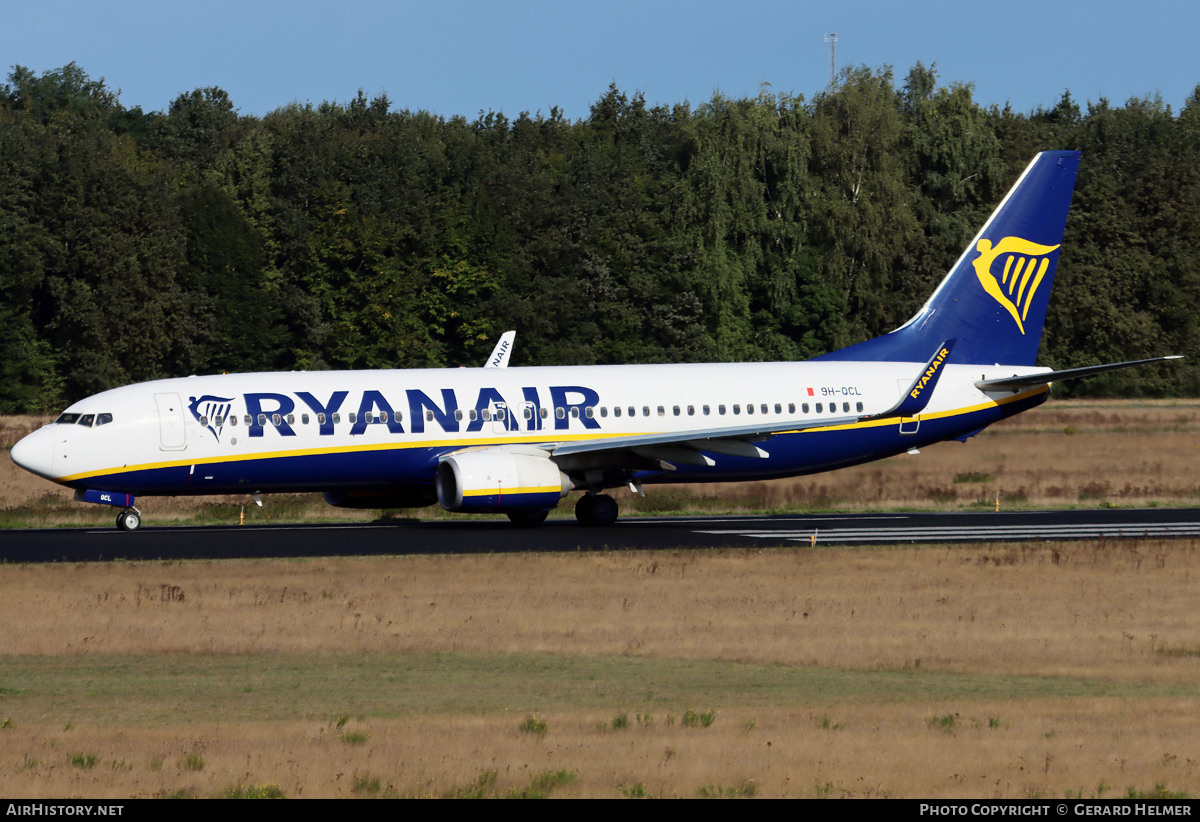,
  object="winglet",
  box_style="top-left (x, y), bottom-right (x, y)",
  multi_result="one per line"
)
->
top-left (483, 331), bottom-right (516, 368)
top-left (863, 340), bottom-right (956, 420)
